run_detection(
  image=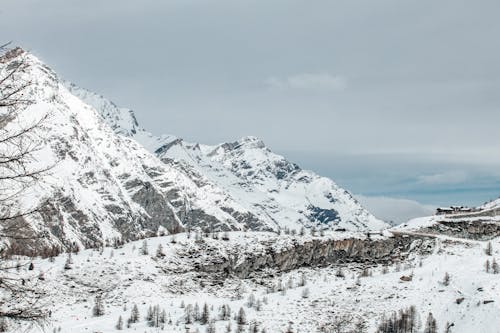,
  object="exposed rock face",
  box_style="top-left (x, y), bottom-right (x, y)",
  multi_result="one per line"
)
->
top-left (129, 180), bottom-right (183, 234)
top-left (171, 234), bottom-right (434, 279)
top-left (421, 221), bottom-right (500, 240)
